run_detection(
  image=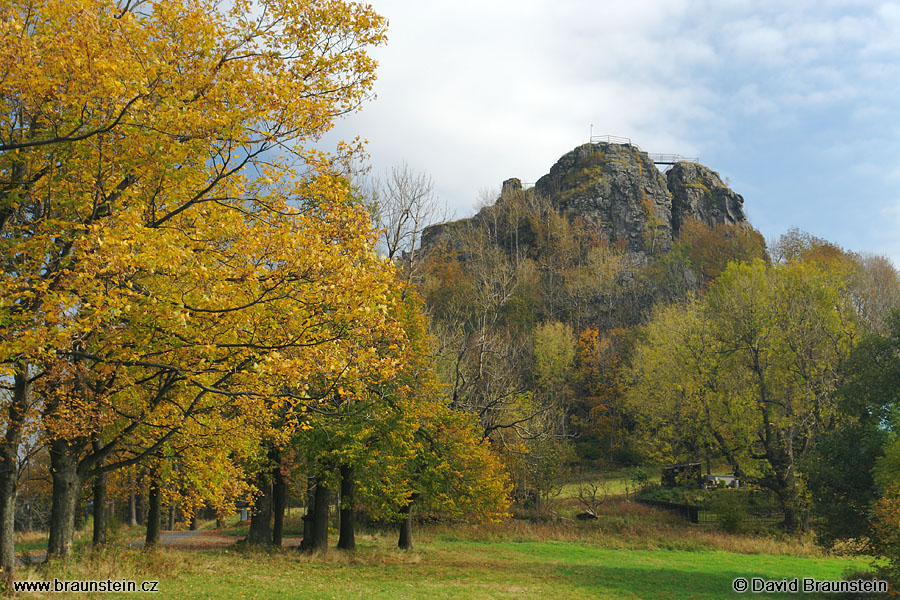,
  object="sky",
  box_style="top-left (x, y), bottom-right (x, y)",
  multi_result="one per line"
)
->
top-left (321, 0), bottom-right (900, 263)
